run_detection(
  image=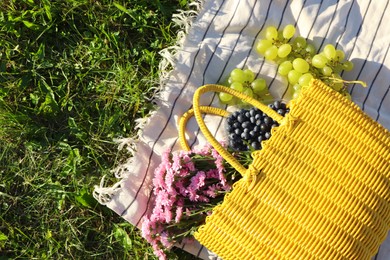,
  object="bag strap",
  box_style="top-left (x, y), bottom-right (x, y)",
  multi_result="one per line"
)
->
top-left (179, 106), bottom-right (229, 151)
top-left (180, 84), bottom-right (284, 178)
